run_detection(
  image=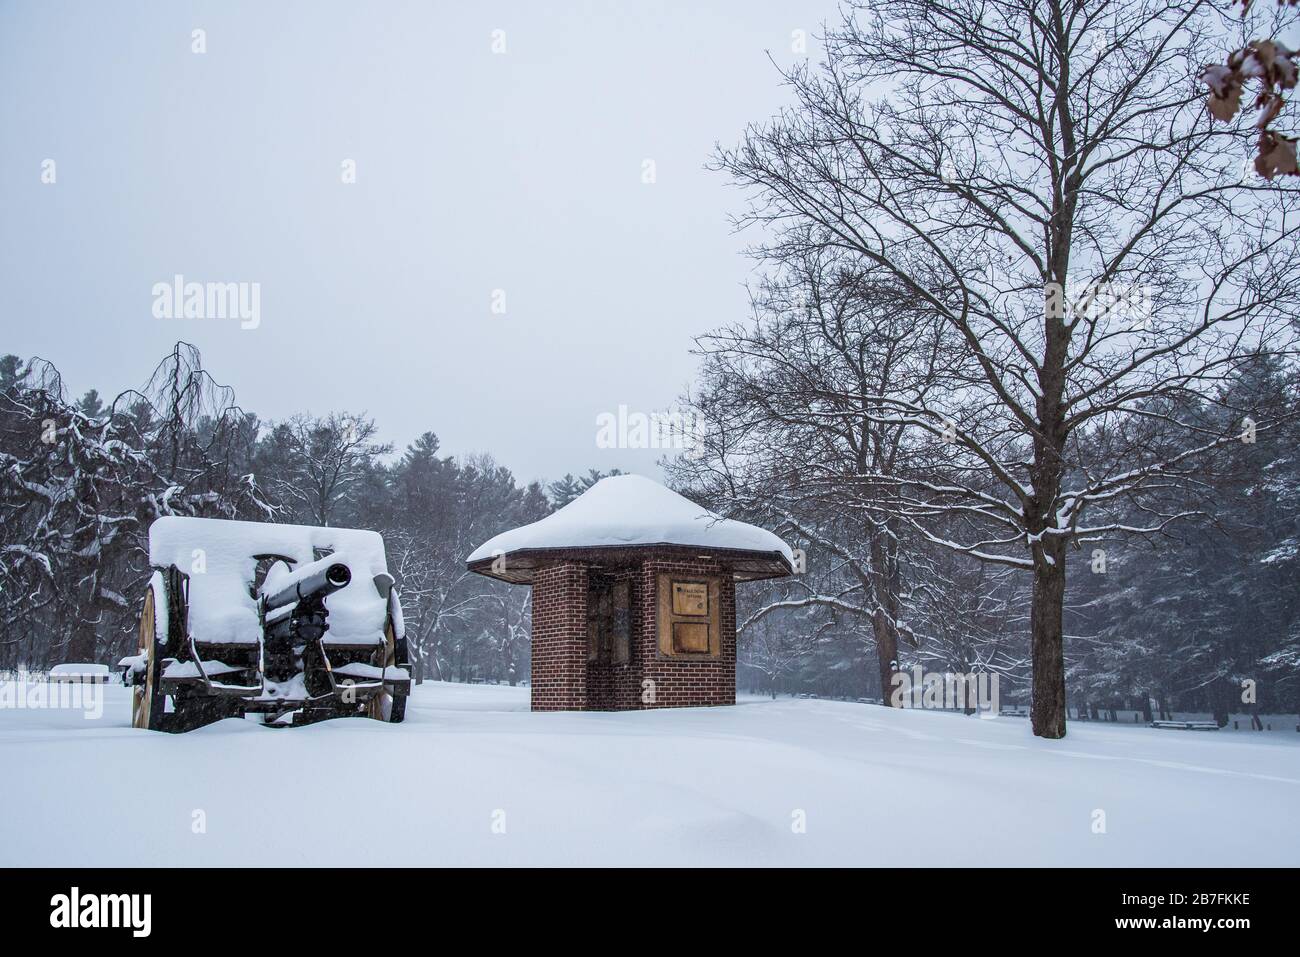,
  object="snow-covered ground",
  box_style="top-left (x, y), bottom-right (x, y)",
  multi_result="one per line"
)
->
top-left (2, 680), bottom-right (1298, 866)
